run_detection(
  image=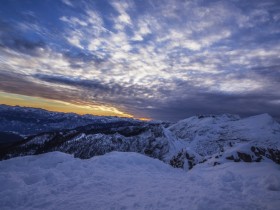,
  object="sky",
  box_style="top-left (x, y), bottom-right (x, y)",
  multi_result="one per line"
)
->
top-left (0, 0), bottom-right (280, 121)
